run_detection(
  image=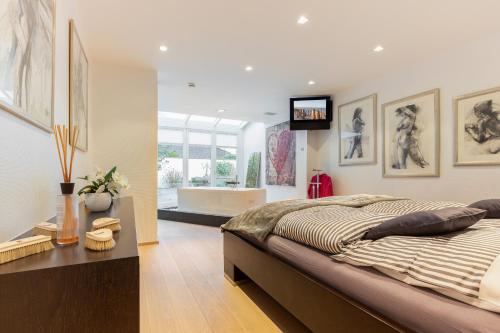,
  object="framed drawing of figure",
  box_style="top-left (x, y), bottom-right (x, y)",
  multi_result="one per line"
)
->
top-left (0, 0), bottom-right (55, 132)
top-left (455, 86), bottom-right (500, 165)
top-left (382, 89), bottom-right (440, 177)
top-left (69, 19), bottom-right (89, 151)
top-left (338, 94), bottom-right (377, 166)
